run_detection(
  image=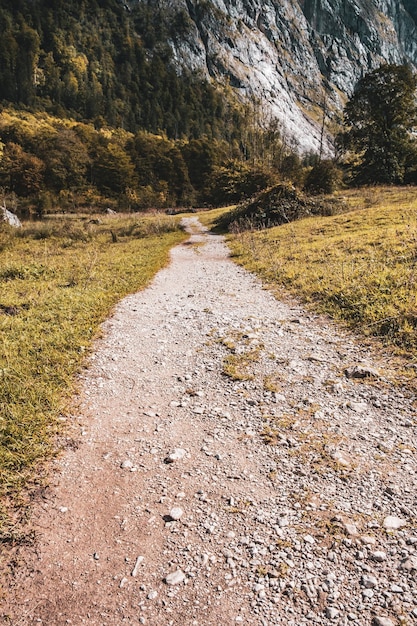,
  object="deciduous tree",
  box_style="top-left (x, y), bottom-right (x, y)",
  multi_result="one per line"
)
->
top-left (0, 142), bottom-right (44, 196)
